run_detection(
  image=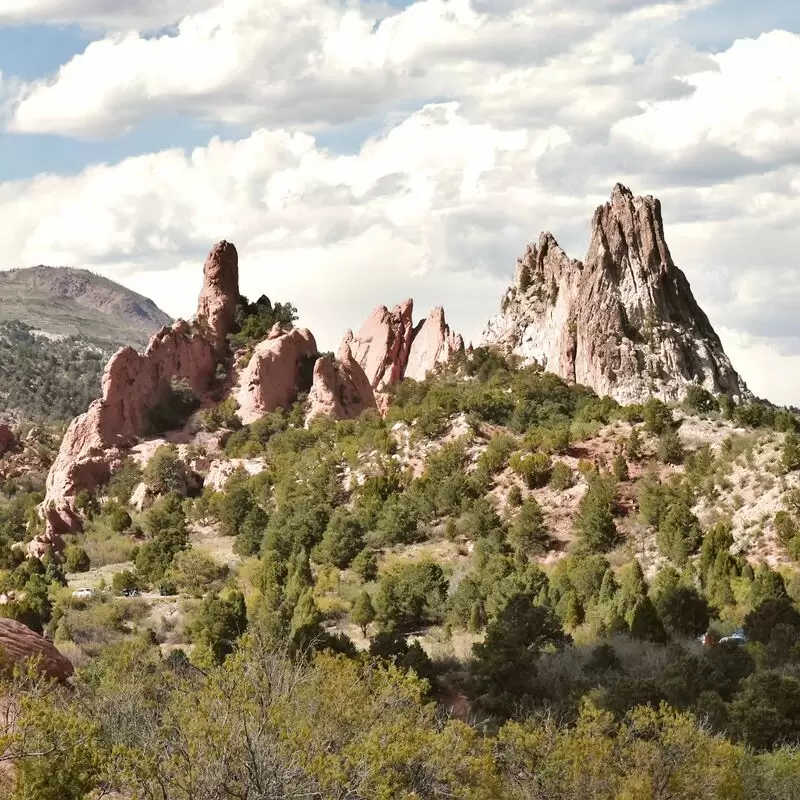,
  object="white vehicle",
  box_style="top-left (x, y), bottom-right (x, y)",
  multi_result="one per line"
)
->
top-left (72, 587), bottom-right (95, 599)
